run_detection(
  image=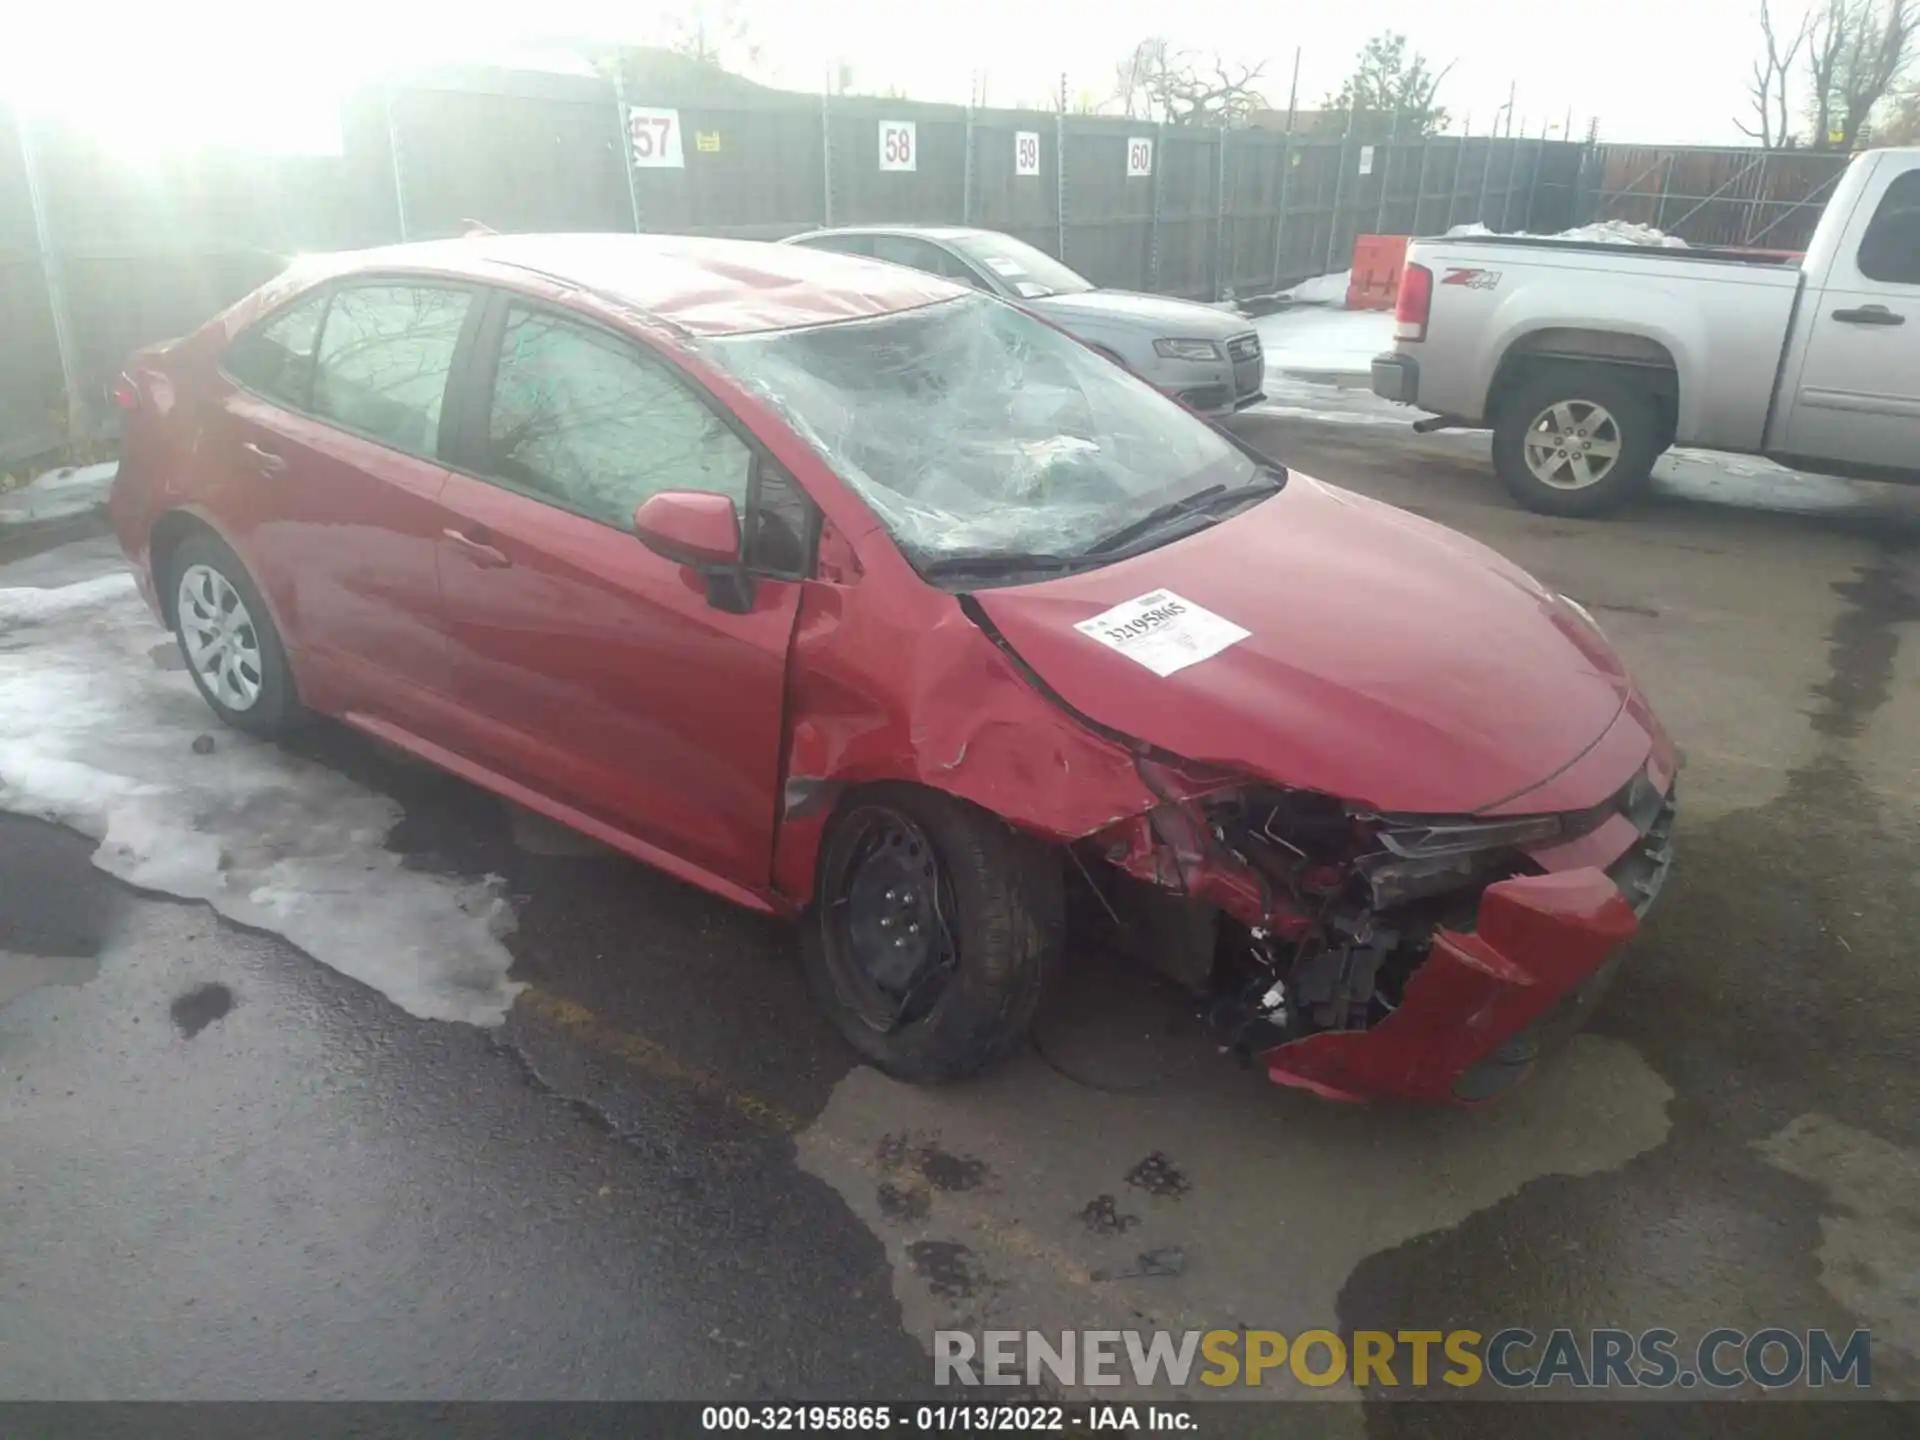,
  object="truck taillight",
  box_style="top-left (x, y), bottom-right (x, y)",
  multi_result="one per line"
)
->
top-left (1395, 262), bottom-right (1433, 342)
